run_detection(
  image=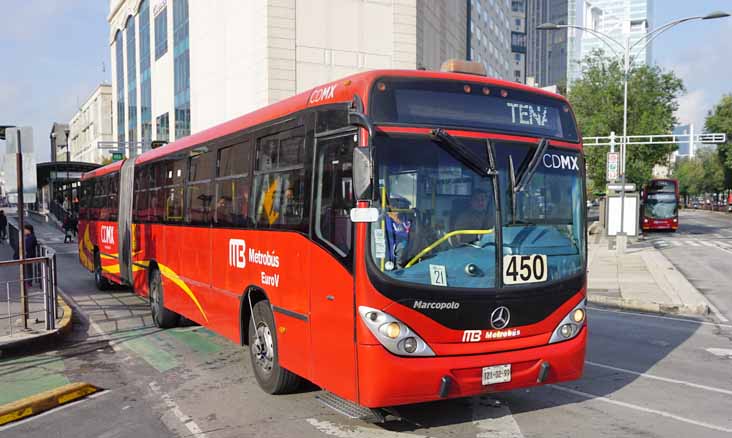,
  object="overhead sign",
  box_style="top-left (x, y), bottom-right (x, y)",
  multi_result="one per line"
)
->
top-left (607, 183), bottom-right (636, 192)
top-left (606, 152), bottom-right (619, 182)
top-left (112, 152), bottom-right (125, 162)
